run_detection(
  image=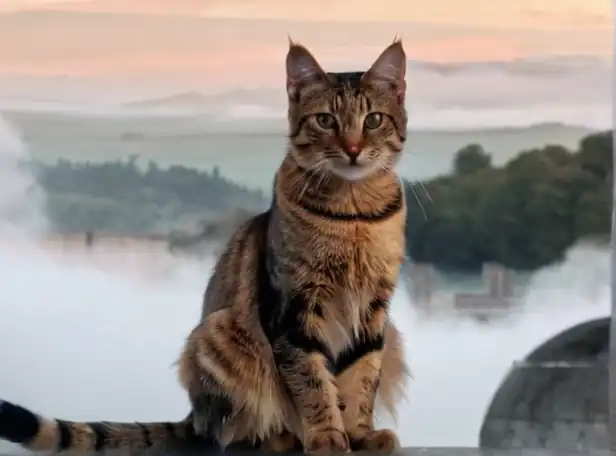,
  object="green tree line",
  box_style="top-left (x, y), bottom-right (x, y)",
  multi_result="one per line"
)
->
top-left (32, 130), bottom-right (612, 271)
top-left (404, 130), bottom-right (612, 271)
top-left (35, 157), bottom-right (267, 233)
